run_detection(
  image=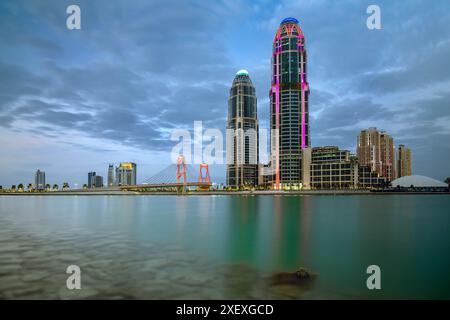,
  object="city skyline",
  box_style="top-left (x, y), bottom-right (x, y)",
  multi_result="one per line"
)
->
top-left (1, 0), bottom-right (450, 186)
